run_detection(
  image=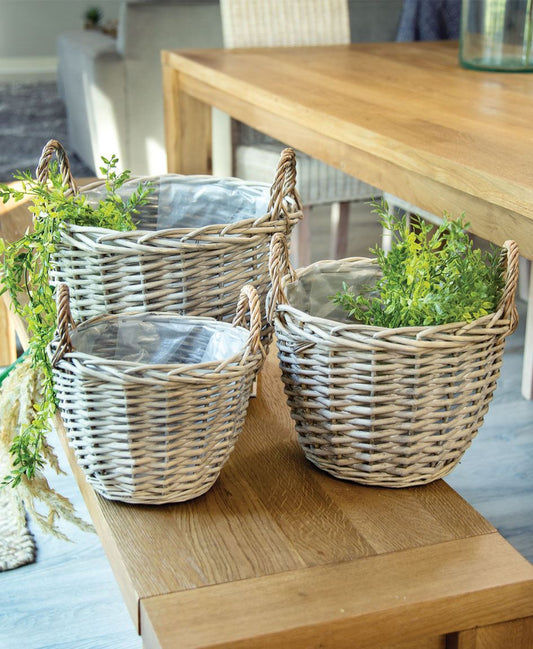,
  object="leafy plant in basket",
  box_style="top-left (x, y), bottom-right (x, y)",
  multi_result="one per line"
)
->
top-left (332, 199), bottom-right (505, 328)
top-left (0, 145), bottom-right (152, 537)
